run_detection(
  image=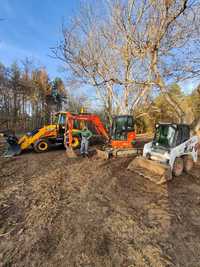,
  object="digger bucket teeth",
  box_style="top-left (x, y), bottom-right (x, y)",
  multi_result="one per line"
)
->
top-left (127, 156), bottom-right (172, 185)
top-left (66, 147), bottom-right (77, 158)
